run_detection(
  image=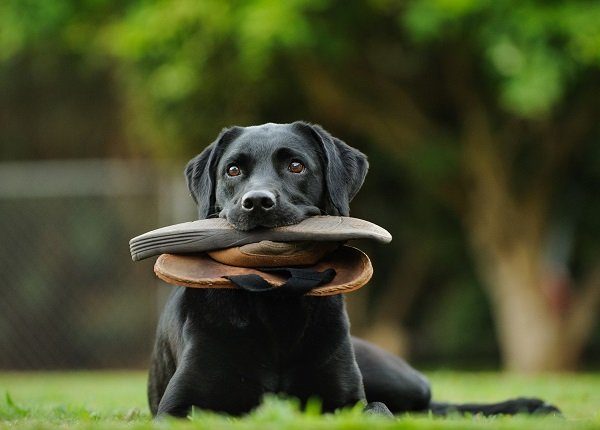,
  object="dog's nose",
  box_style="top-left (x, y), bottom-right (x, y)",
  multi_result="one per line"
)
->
top-left (241, 190), bottom-right (276, 211)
